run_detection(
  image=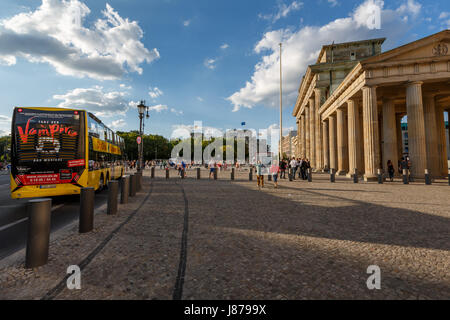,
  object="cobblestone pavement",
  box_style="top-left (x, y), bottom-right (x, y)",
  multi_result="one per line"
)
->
top-left (0, 168), bottom-right (449, 300)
